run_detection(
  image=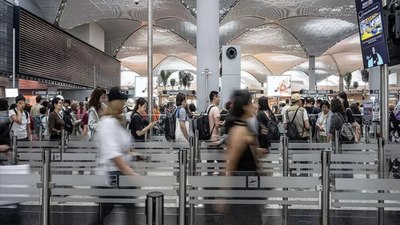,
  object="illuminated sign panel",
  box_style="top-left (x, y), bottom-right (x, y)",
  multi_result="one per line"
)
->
top-left (356, 0), bottom-right (389, 68)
